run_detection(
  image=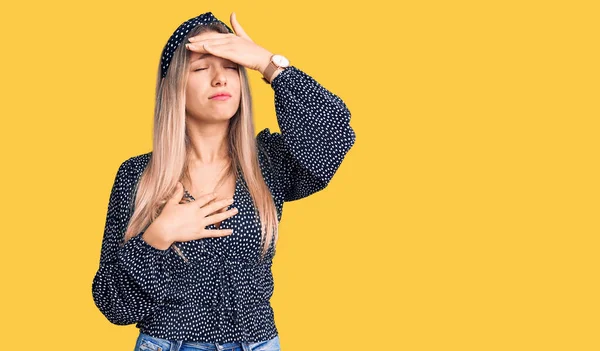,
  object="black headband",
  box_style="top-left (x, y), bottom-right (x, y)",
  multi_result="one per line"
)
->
top-left (160, 12), bottom-right (234, 79)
